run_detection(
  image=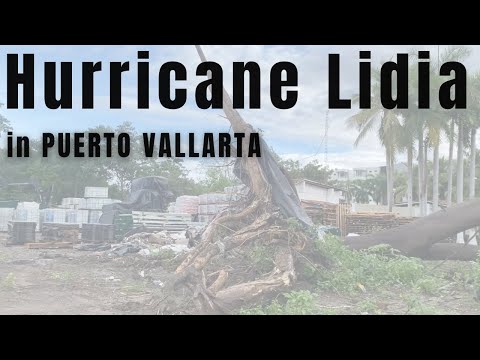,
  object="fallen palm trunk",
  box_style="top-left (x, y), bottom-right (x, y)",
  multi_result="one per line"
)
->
top-left (424, 243), bottom-right (479, 261)
top-left (344, 200), bottom-right (480, 258)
